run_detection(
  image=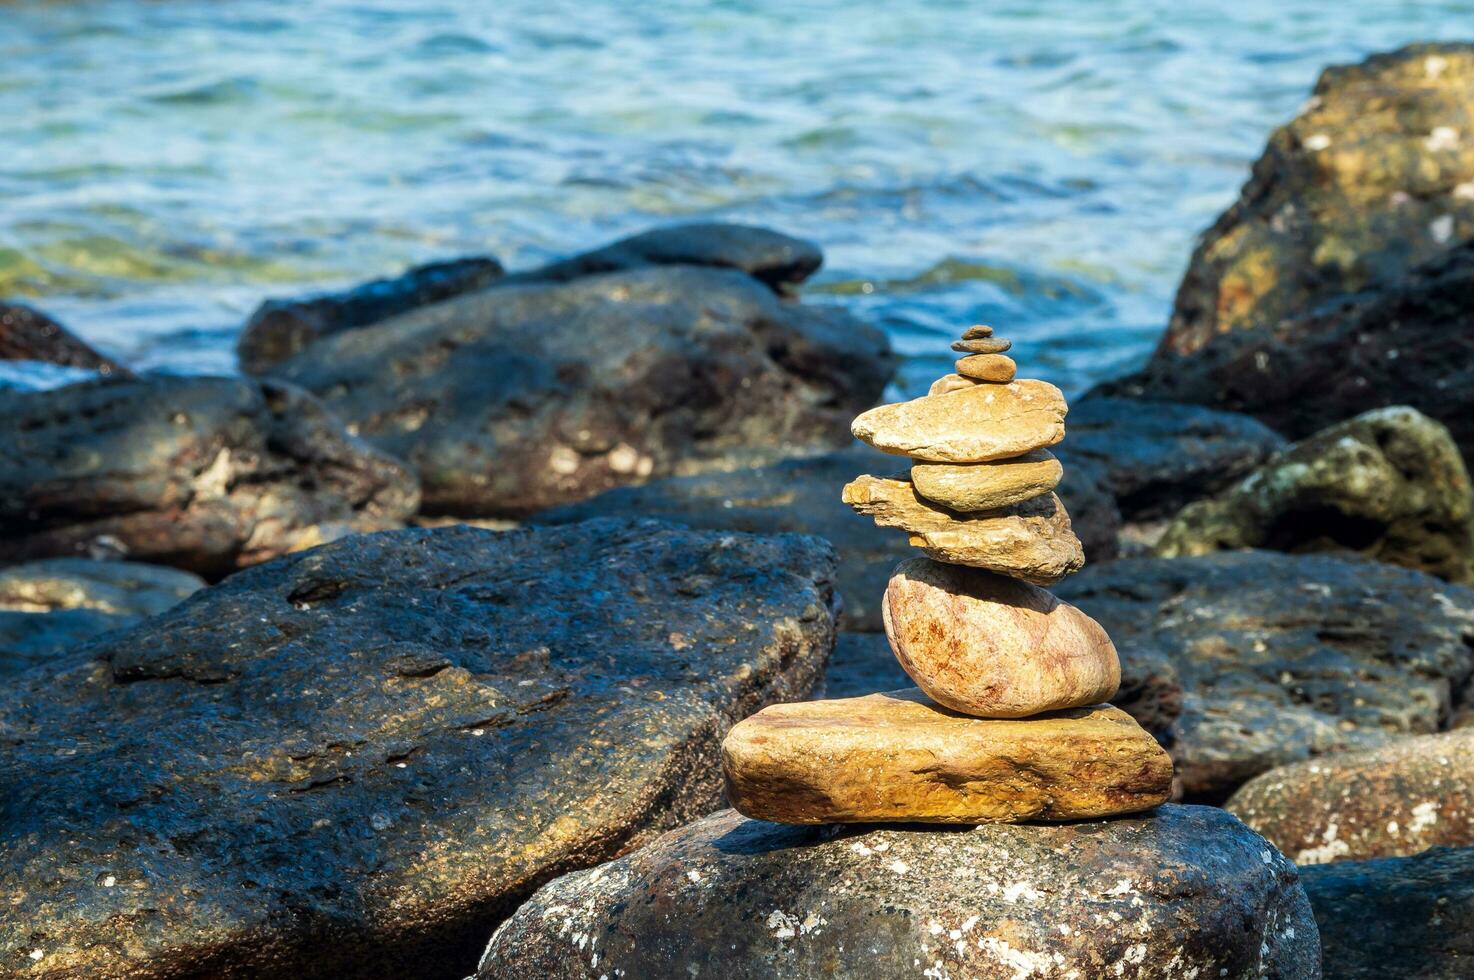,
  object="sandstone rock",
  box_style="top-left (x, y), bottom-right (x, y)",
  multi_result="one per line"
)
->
top-left (271, 265), bottom-right (892, 516)
top-left (951, 336), bottom-right (1012, 355)
top-left (1107, 237), bottom-right (1474, 468)
top-left (882, 558), bottom-right (1119, 717)
top-left (1059, 394), bottom-right (1286, 521)
top-left (238, 256), bottom-right (504, 374)
top-left (723, 692), bottom-right (1171, 824)
top-left (1302, 846), bottom-right (1474, 979)
top-left (1156, 407), bottom-right (1474, 582)
top-left (1057, 551), bottom-right (1474, 800)
top-left (954, 352), bottom-right (1016, 382)
top-left (1228, 728), bottom-right (1474, 865)
top-left (928, 372), bottom-right (976, 395)
top-left (843, 476), bottom-right (1084, 583)
top-left (478, 805), bottom-right (1320, 980)
top-left (1161, 43), bottom-right (1474, 356)
top-left (0, 375), bottom-right (419, 577)
top-left (851, 379), bottom-right (1067, 463)
top-left (0, 302), bottom-right (122, 374)
top-left (910, 449), bottom-right (1061, 512)
top-left (0, 519), bottom-right (839, 979)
